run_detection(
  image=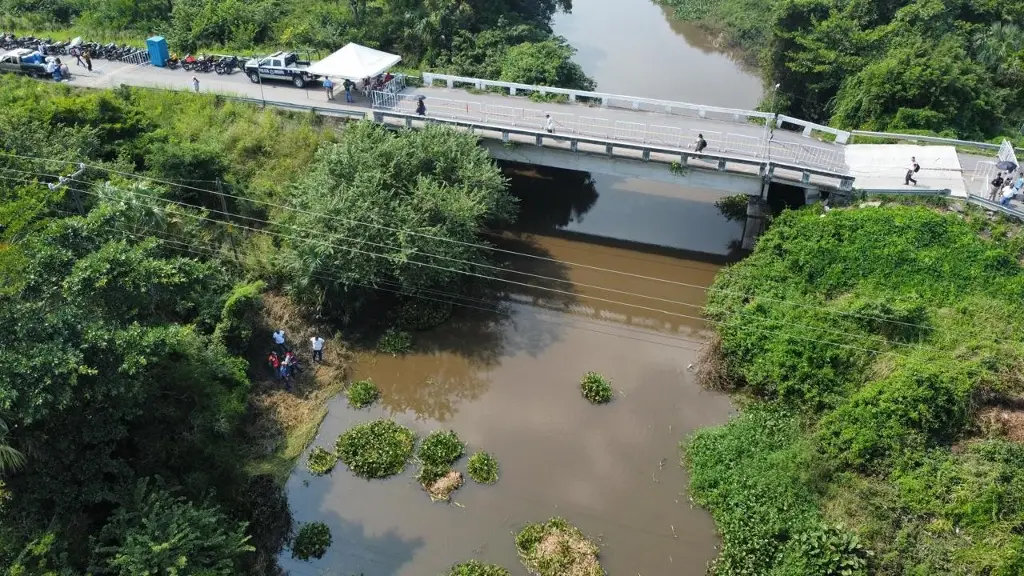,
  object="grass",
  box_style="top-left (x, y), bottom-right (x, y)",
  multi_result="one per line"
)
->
top-left (467, 451), bottom-right (500, 484)
top-left (515, 517), bottom-right (604, 576)
top-left (336, 419), bottom-right (416, 479)
top-left (244, 293), bottom-right (350, 484)
top-left (291, 521), bottom-right (332, 561)
top-left (346, 379), bottom-right (380, 409)
top-left (689, 204), bottom-right (1024, 574)
top-left (446, 560), bottom-right (511, 576)
top-left (376, 328), bottom-right (413, 356)
top-left (306, 446), bottom-right (337, 476)
top-left (579, 372), bottom-right (613, 404)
